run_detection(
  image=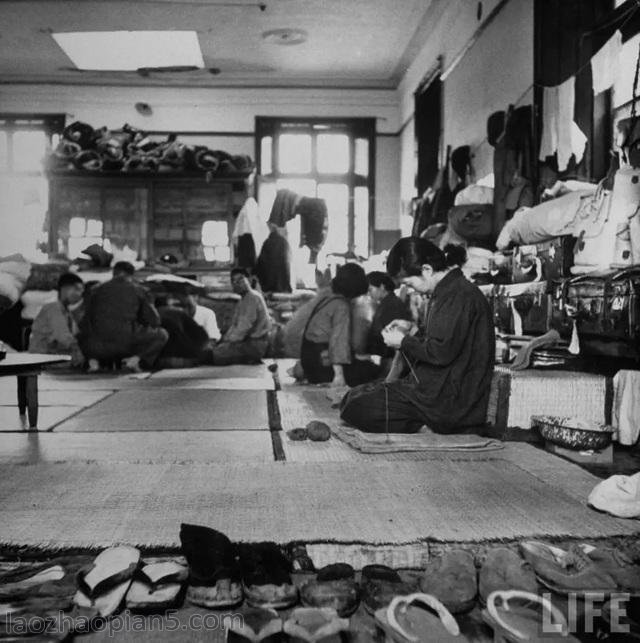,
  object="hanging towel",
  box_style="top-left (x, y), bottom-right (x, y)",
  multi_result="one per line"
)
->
top-left (268, 189), bottom-right (300, 227)
top-left (232, 197), bottom-right (269, 256)
top-left (612, 369), bottom-right (640, 446)
top-left (591, 30), bottom-right (622, 95)
top-left (539, 77), bottom-right (587, 172)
